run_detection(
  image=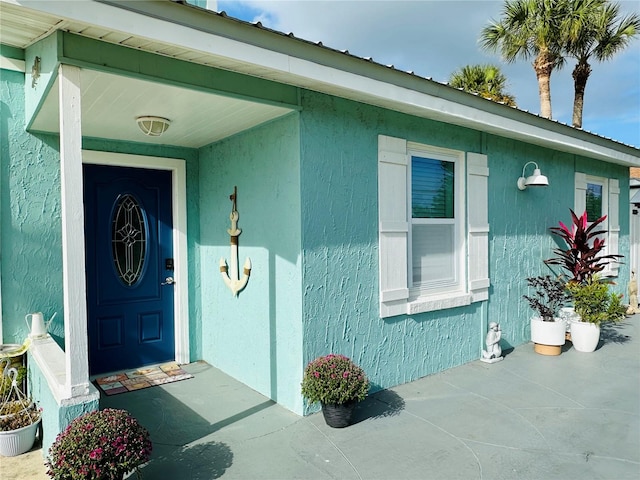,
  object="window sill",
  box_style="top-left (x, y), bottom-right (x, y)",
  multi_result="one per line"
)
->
top-left (407, 291), bottom-right (472, 314)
